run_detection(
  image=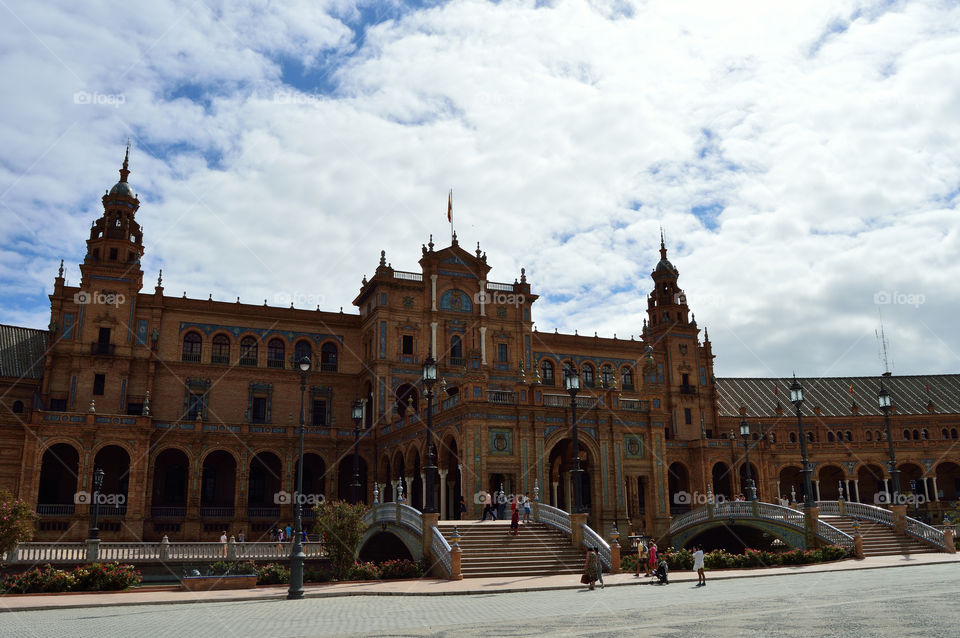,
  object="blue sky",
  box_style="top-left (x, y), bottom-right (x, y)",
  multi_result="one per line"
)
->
top-left (1, 0), bottom-right (959, 377)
